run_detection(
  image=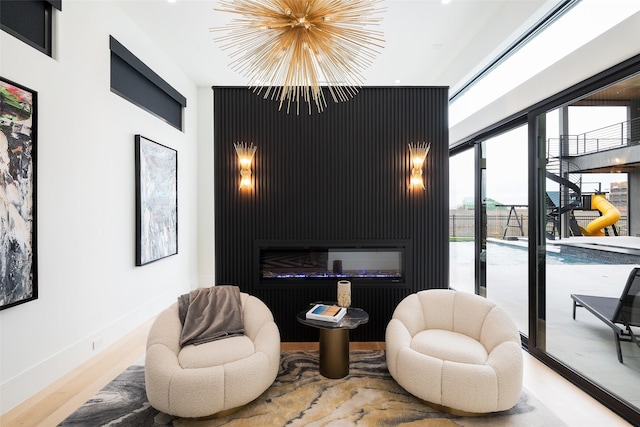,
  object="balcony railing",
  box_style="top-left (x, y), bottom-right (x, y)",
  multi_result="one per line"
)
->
top-left (547, 117), bottom-right (640, 157)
